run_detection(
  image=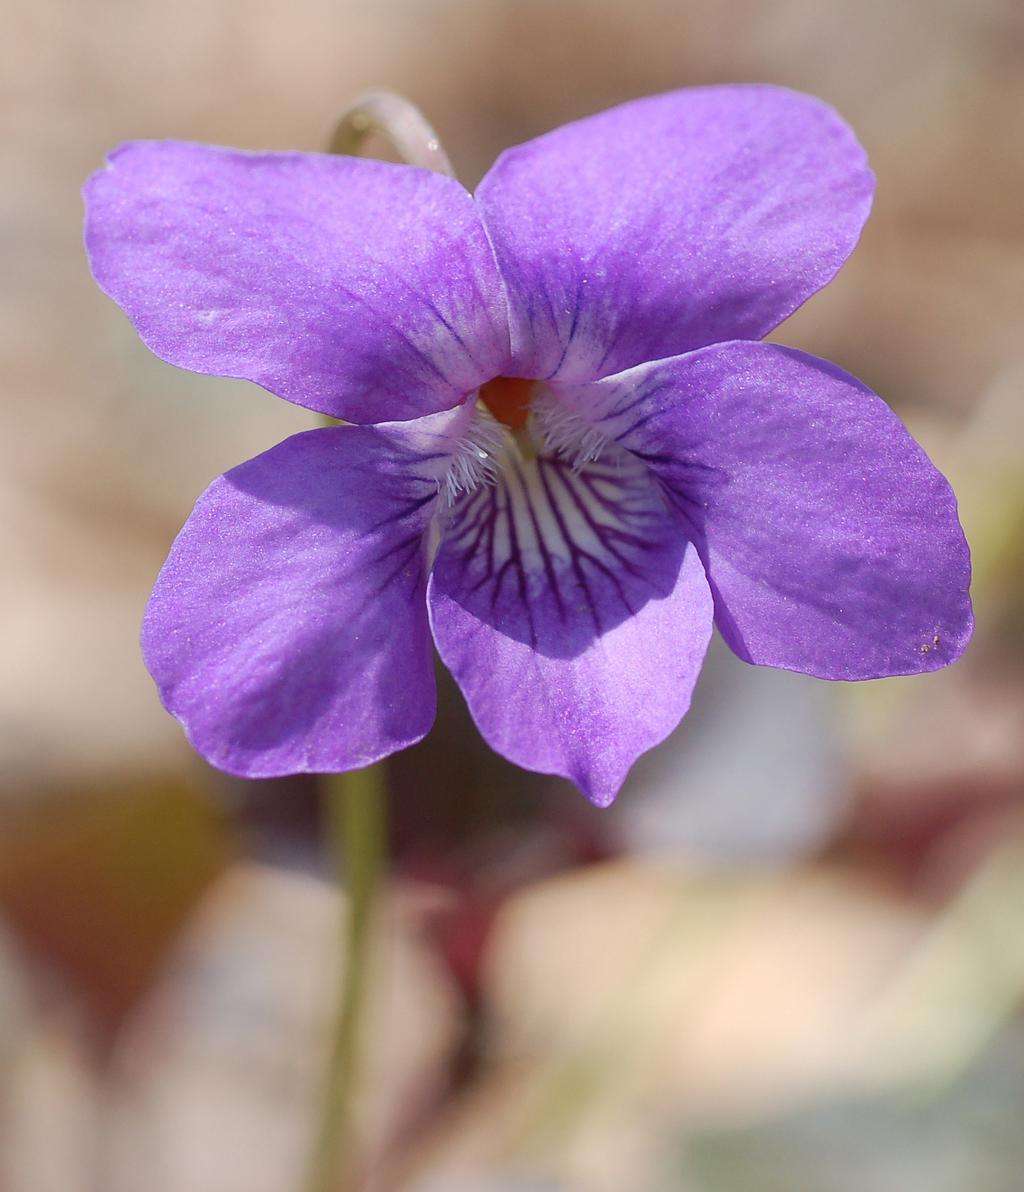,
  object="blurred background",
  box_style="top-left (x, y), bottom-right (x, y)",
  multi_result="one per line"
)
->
top-left (3, 0), bottom-right (1024, 1188)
